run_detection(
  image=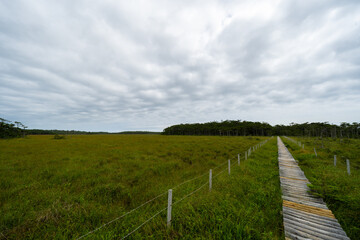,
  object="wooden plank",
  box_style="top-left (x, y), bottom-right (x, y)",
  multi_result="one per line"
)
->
top-left (280, 168), bottom-right (306, 175)
top-left (279, 164), bottom-right (299, 169)
top-left (283, 197), bottom-right (329, 210)
top-left (283, 200), bottom-right (334, 218)
top-left (278, 157), bottom-right (295, 160)
top-left (283, 207), bottom-right (341, 227)
top-left (280, 175), bottom-right (308, 181)
top-left (280, 170), bottom-right (307, 177)
top-left (285, 224), bottom-right (323, 240)
top-left (282, 192), bottom-right (324, 204)
top-left (280, 176), bottom-right (309, 182)
top-left (280, 184), bottom-right (311, 193)
top-left (281, 184), bottom-right (311, 192)
top-left (284, 217), bottom-right (350, 240)
top-left (284, 219), bottom-right (348, 240)
top-left (284, 212), bottom-right (348, 236)
top-left (285, 230), bottom-right (316, 240)
top-left (280, 180), bottom-right (309, 187)
top-left (277, 137), bottom-right (349, 240)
